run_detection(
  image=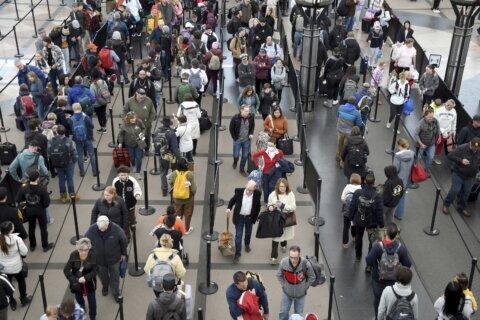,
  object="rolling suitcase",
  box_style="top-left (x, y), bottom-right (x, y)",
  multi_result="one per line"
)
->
top-left (468, 175), bottom-right (480, 202)
top-left (177, 284), bottom-right (192, 320)
top-left (15, 117), bottom-right (25, 132)
top-left (0, 142), bottom-right (18, 165)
